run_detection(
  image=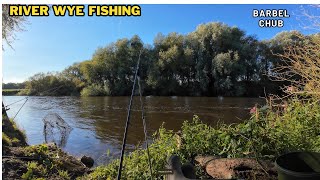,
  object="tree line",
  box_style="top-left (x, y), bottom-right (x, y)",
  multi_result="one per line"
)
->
top-left (16, 22), bottom-right (319, 97)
